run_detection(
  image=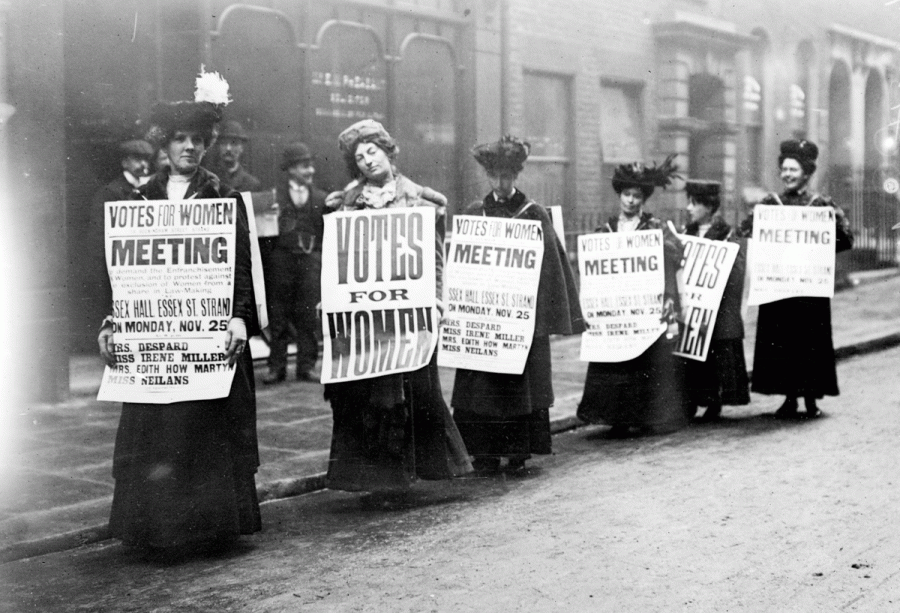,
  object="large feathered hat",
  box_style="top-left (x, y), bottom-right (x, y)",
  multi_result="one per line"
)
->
top-left (611, 154), bottom-right (680, 198)
top-left (778, 138), bottom-right (819, 175)
top-left (146, 66), bottom-right (231, 146)
top-left (471, 135), bottom-right (530, 175)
